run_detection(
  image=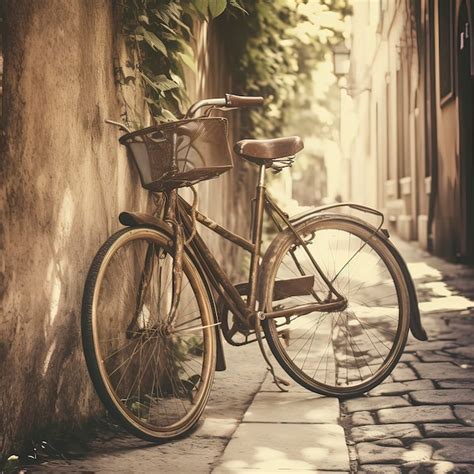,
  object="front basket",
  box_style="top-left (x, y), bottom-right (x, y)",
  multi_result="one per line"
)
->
top-left (119, 117), bottom-right (234, 192)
